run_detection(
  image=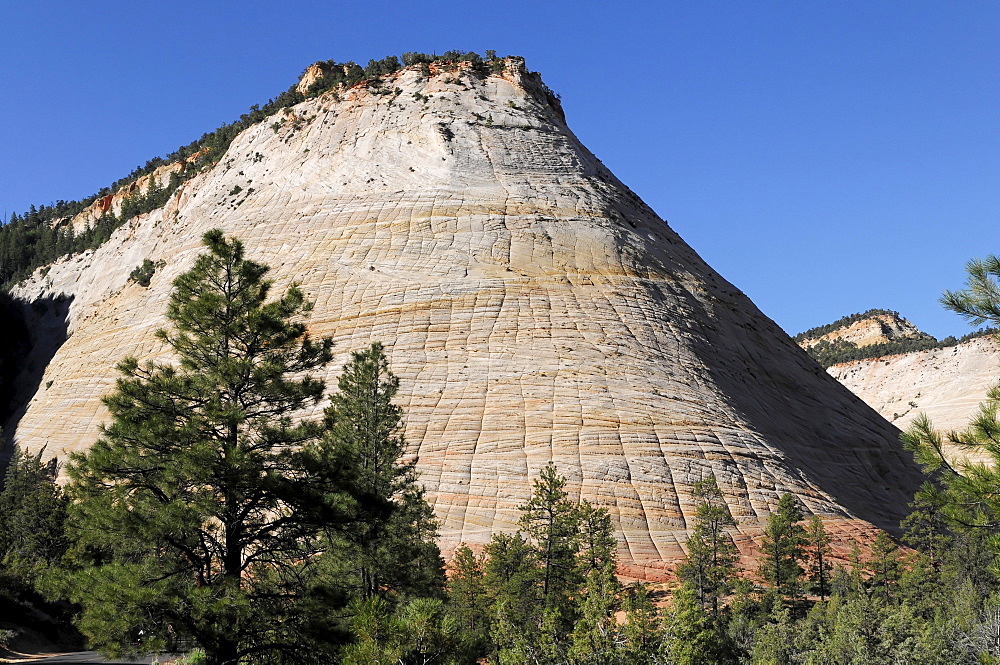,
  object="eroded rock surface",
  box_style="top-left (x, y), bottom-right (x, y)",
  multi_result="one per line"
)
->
top-left (6, 58), bottom-right (922, 578)
top-left (830, 336), bottom-right (999, 437)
